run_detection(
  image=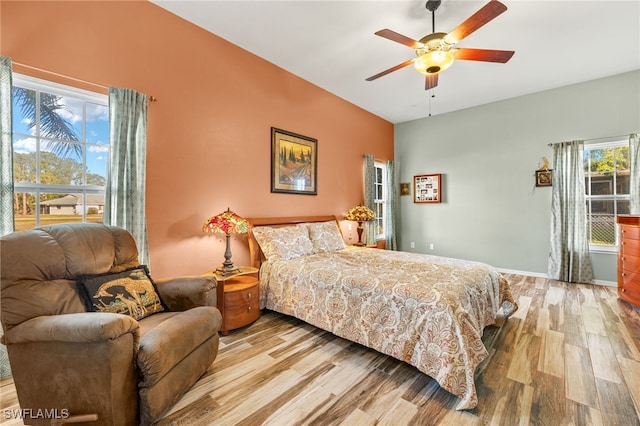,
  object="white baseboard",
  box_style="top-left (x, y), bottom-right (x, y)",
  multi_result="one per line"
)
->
top-left (591, 280), bottom-right (617, 287)
top-left (497, 268), bottom-right (617, 288)
top-left (497, 268), bottom-right (547, 278)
